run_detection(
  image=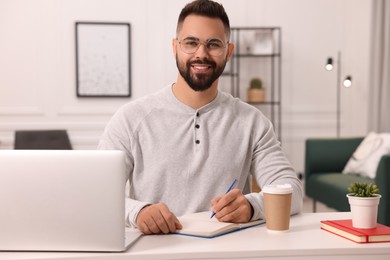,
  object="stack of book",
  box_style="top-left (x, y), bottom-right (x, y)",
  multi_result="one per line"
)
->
top-left (321, 219), bottom-right (390, 243)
